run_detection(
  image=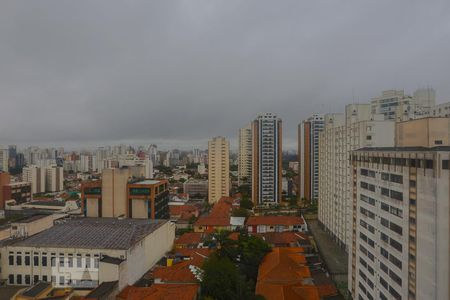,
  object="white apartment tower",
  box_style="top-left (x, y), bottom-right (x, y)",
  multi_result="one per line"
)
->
top-left (318, 104), bottom-right (395, 249)
top-left (298, 114), bottom-right (324, 202)
top-left (252, 113), bottom-right (282, 206)
top-left (349, 147), bottom-right (449, 300)
top-left (208, 136), bottom-right (230, 203)
top-left (45, 166), bottom-right (64, 192)
top-left (238, 125), bottom-right (252, 185)
top-left (22, 166), bottom-right (46, 194)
